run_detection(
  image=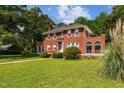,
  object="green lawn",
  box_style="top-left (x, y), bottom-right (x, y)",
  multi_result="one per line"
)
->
top-left (0, 58), bottom-right (124, 88)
